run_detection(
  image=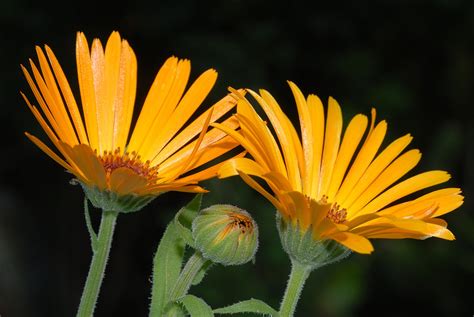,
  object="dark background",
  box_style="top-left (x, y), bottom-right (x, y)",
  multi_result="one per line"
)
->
top-left (1, 0), bottom-right (473, 316)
